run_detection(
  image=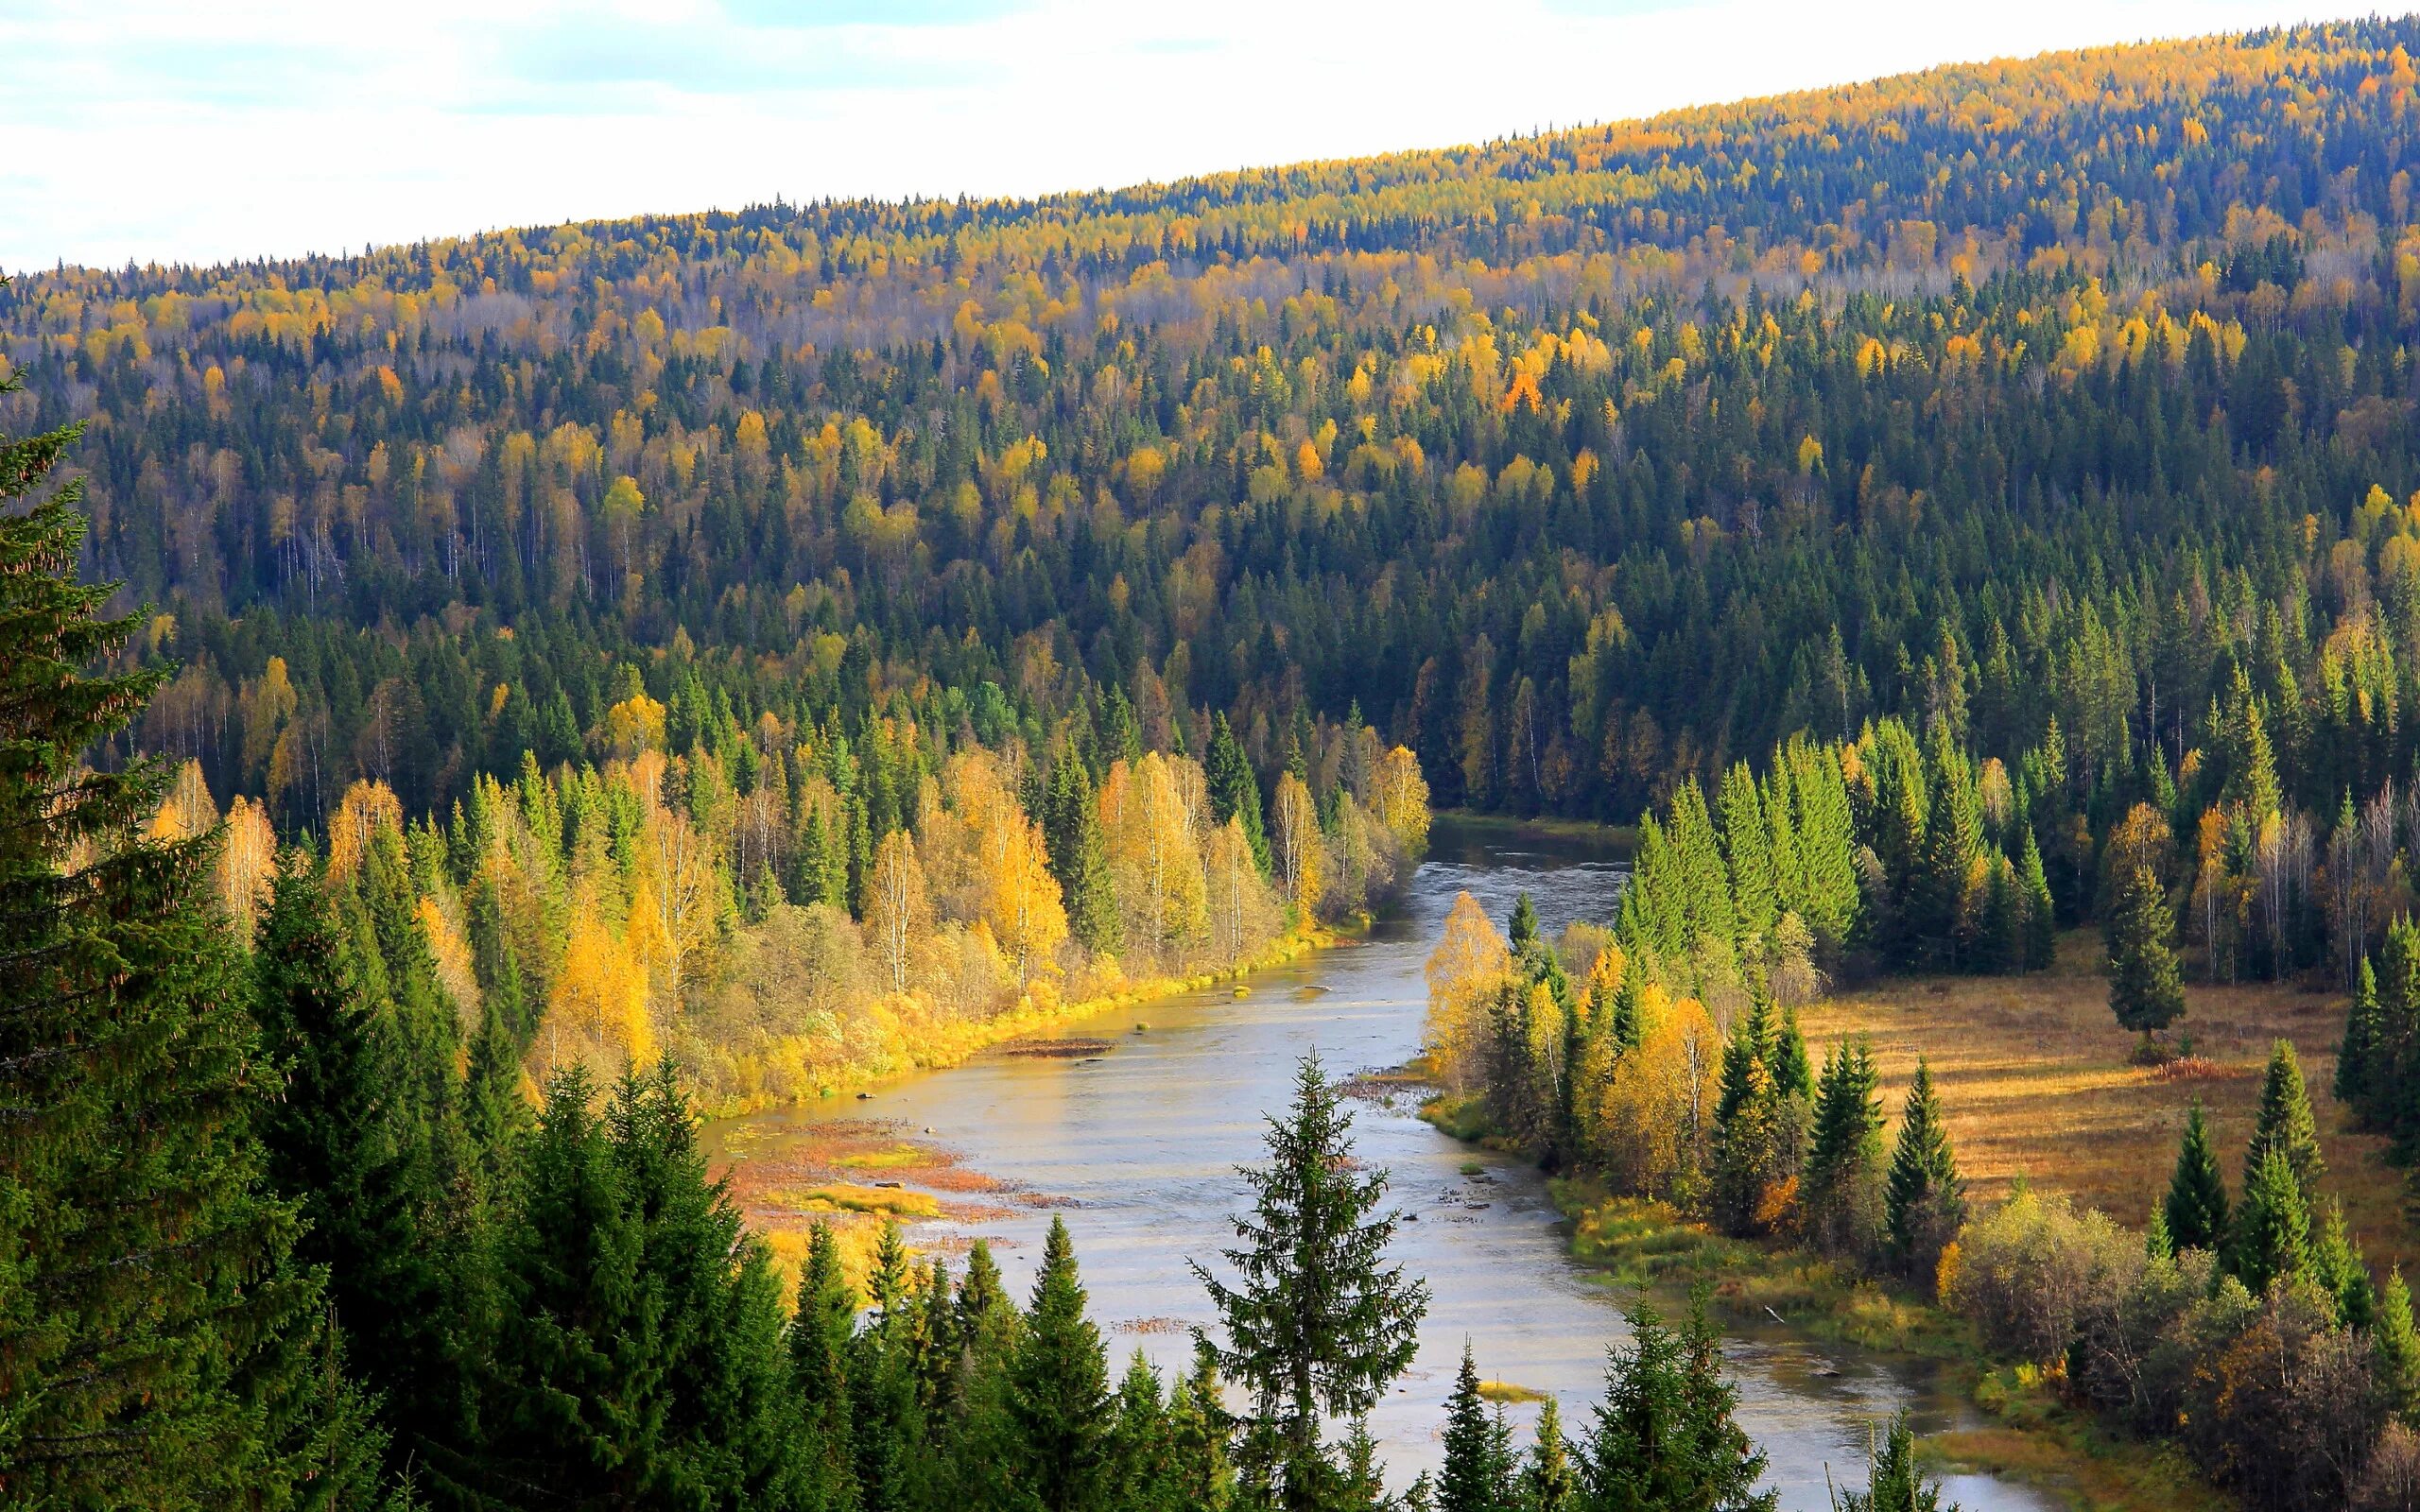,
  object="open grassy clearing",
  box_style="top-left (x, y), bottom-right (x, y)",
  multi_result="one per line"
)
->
top-left (1804, 928), bottom-right (2413, 1272)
